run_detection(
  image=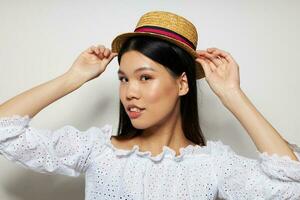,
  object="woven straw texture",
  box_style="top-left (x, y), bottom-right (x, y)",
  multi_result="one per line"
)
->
top-left (111, 11), bottom-right (205, 79)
